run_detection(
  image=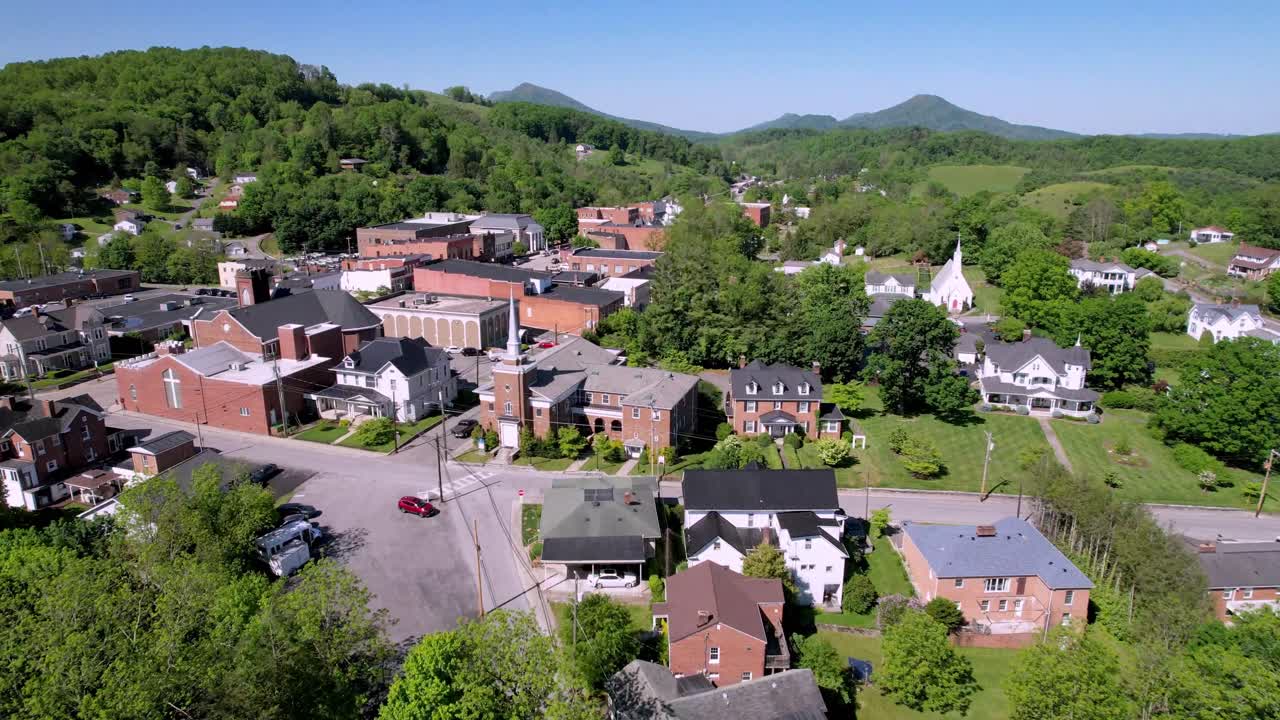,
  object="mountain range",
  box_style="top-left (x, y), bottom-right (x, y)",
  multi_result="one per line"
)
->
top-left (486, 84), bottom-right (1256, 141)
